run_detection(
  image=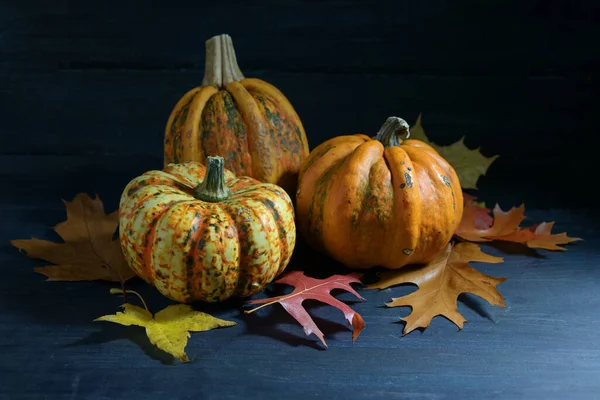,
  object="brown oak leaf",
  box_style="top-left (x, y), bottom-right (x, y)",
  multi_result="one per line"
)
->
top-left (11, 193), bottom-right (135, 283)
top-left (245, 271), bottom-right (365, 347)
top-left (367, 243), bottom-right (506, 334)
